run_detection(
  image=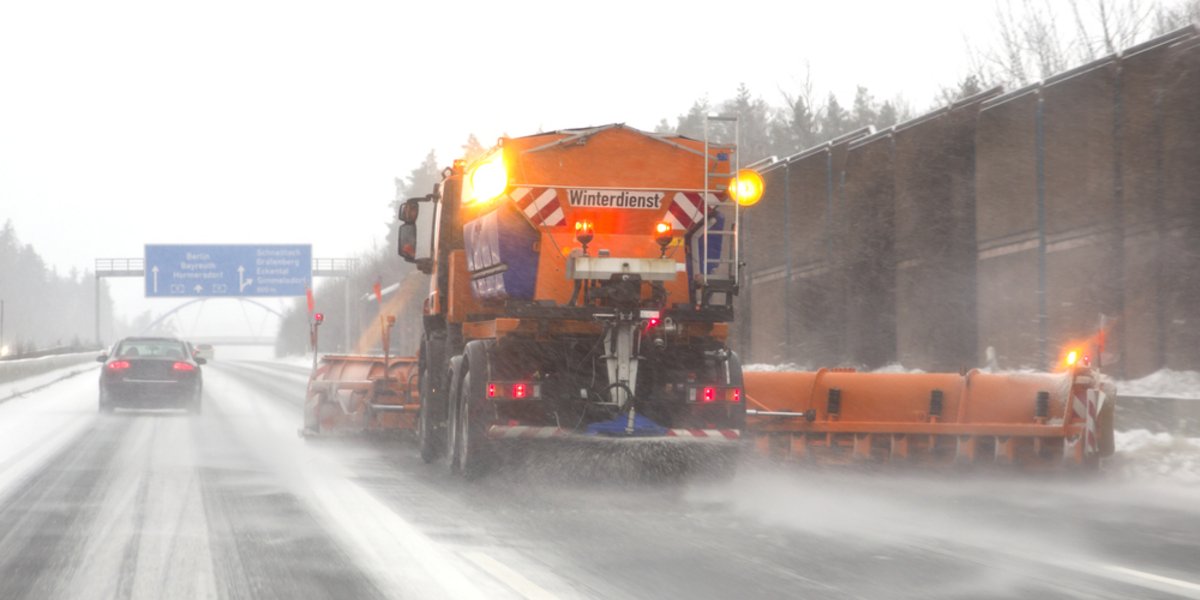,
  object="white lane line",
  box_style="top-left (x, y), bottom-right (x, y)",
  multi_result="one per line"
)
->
top-left (1102, 565), bottom-right (1200, 597)
top-left (463, 551), bottom-right (560, 600)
